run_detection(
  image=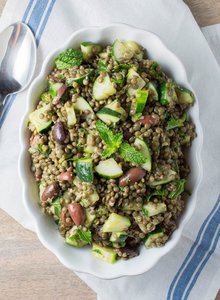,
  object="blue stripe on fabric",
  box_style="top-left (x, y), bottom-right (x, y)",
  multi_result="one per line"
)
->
top-left (26, 0), bottom-right (49, 35)
top-left (0, 0), bottom-right (56, 128)
top-left (36, 0), bottom-right (56, 45)
top-left (21, 0), bottom-right (35, 22)
top-left (183, 228), bottom-right (220, 299)
top-left (0, 95), bottom-right (16, 127)
top-left (167, 195), bottom-right (220, 300)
